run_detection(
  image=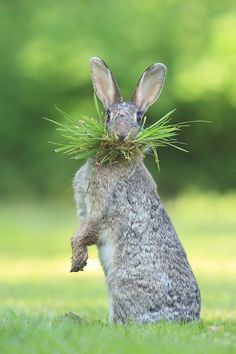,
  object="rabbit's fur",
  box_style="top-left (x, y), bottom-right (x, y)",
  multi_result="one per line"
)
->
top-left (71, 57), bottom-right (200, 323)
